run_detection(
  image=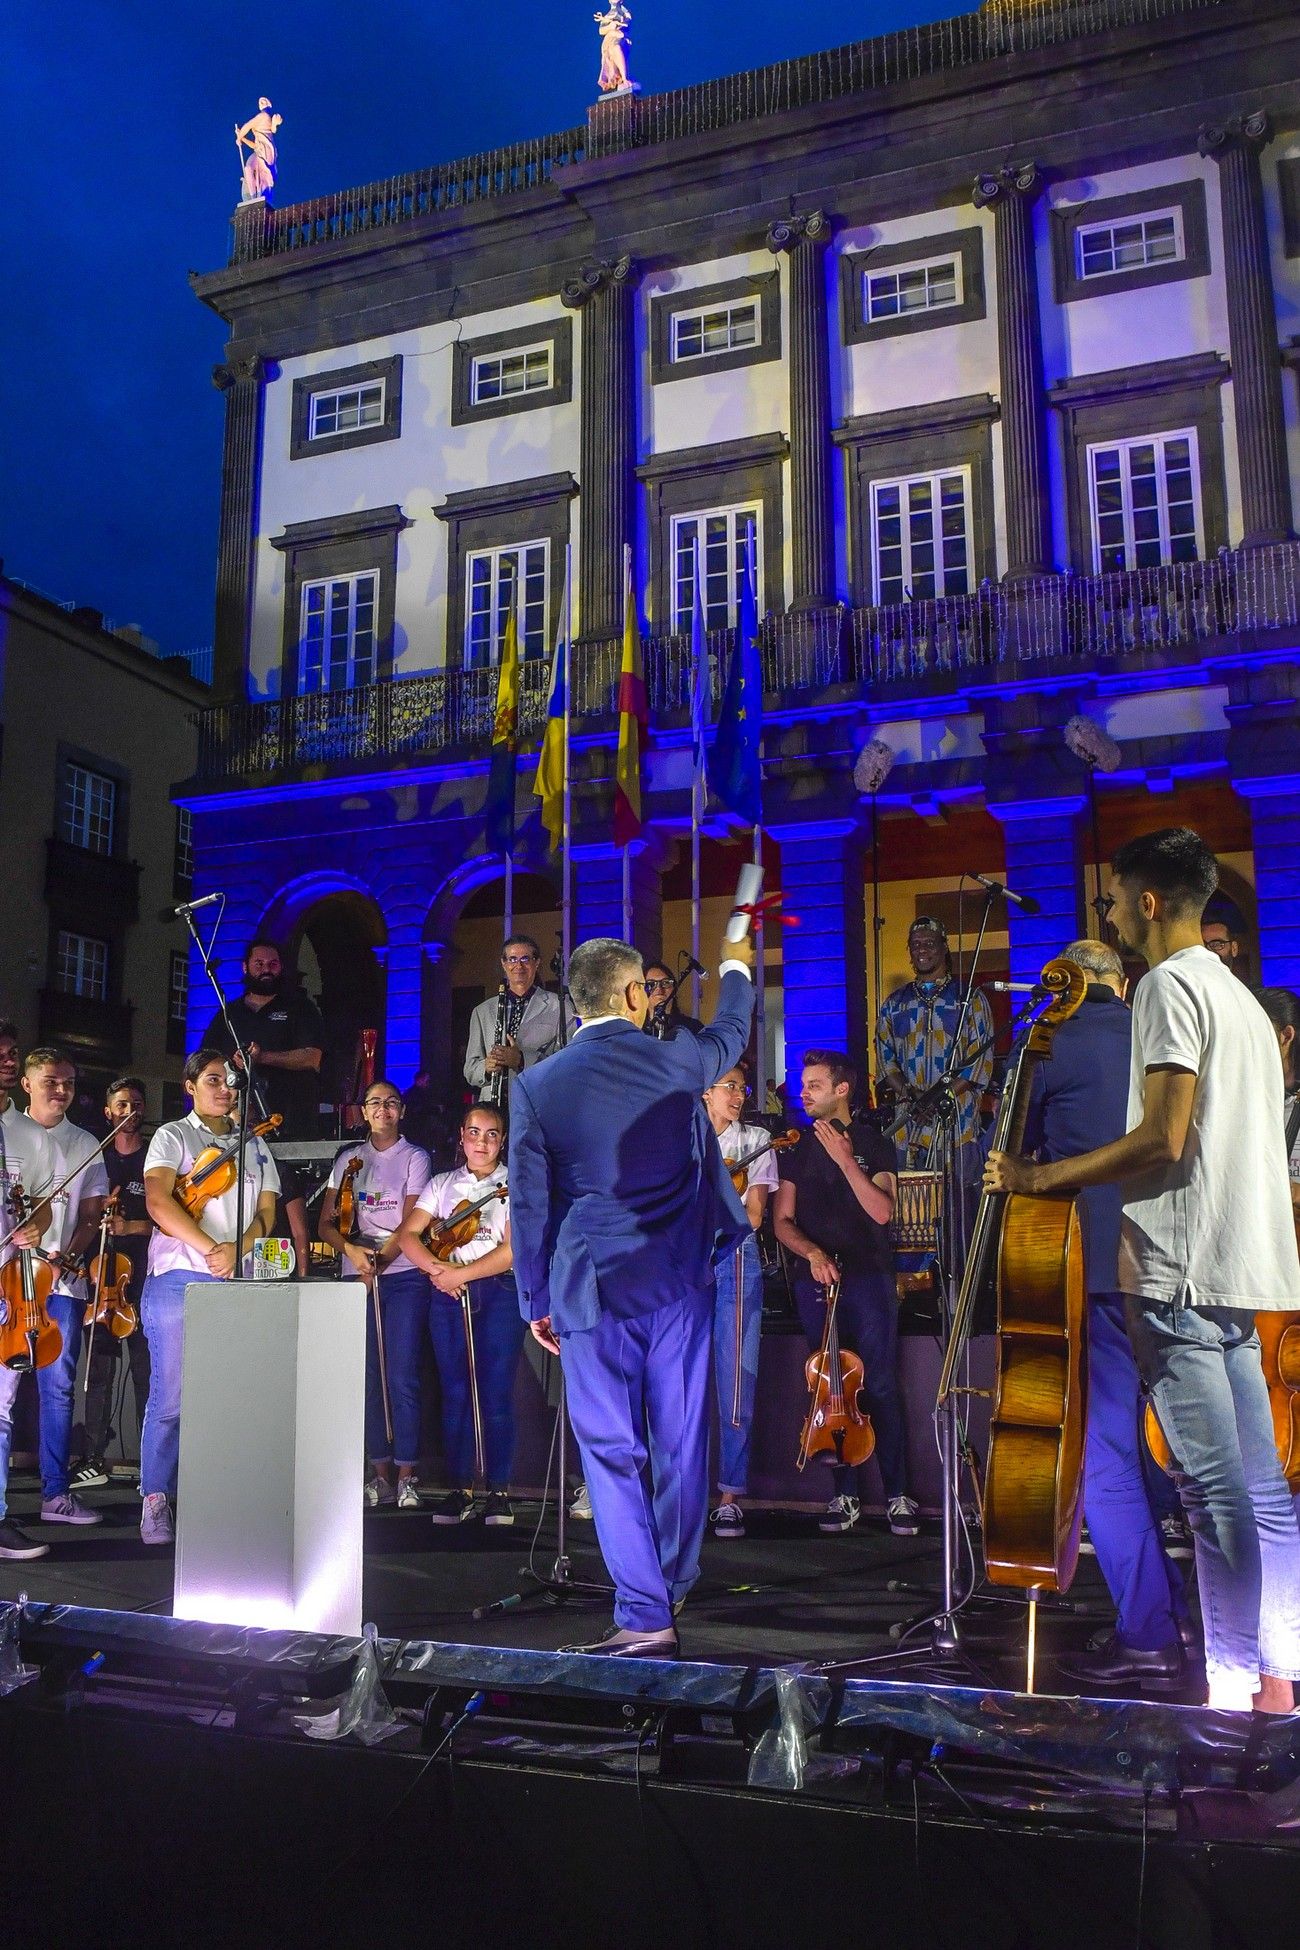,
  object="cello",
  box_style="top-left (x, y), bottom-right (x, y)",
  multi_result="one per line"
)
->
top-left (0, 1180), bottom-right (62, 1373)
top-left (939, 957), bottom-right (1089, 1595)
